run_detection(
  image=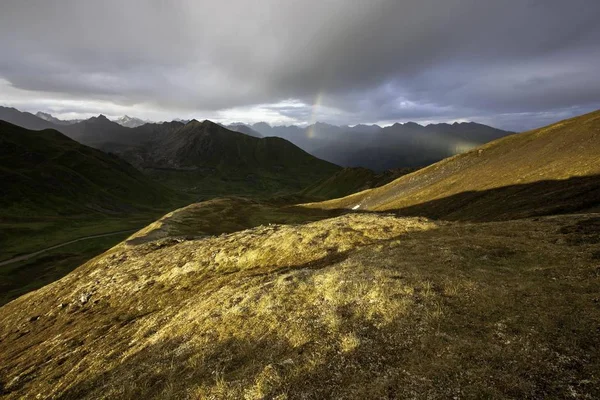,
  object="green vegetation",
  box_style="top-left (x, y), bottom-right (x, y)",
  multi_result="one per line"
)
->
top-left (0, 120), bottom-right (395, 304)
top-left (0, 215), bottom-right (157, 261)
top-left (0, 232), bottom-right (132, 306)
top-left (307, 110), bottom-right (600, 220)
